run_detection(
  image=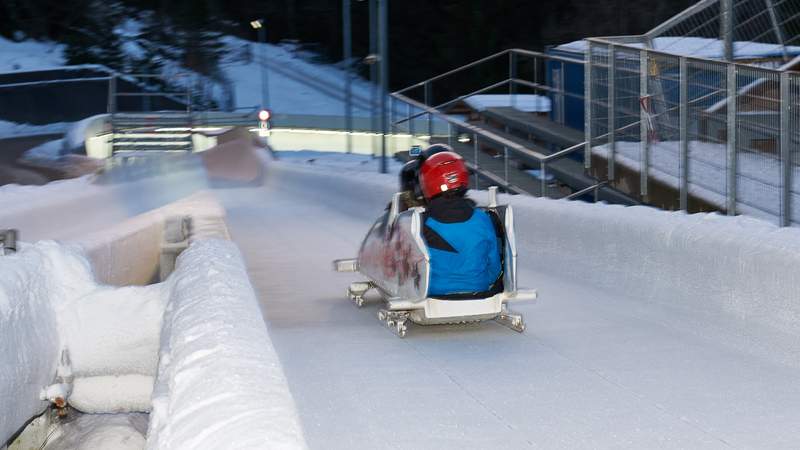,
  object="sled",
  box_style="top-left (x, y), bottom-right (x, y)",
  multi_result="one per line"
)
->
top-left (334, 187), bottom-right (536, 337)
